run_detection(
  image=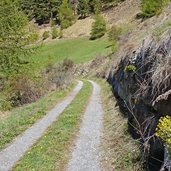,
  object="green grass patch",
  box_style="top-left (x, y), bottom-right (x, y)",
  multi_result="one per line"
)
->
top-left (30, 37), bottom-right (111, 72)
top-left (0, 82), bottom-right (76, 150)
top-left (13, 81), bottom-right (92, 171)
